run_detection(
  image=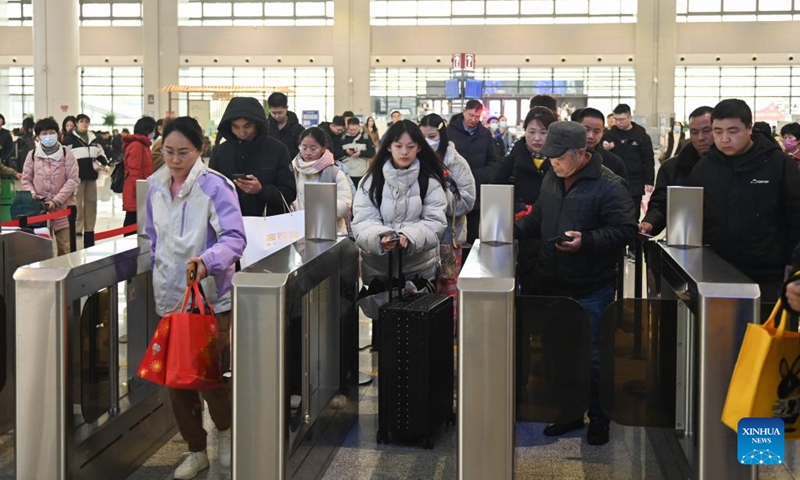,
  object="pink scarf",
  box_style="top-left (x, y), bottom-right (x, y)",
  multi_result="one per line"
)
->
top-left (295, 149), bottom-right (335, 175)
